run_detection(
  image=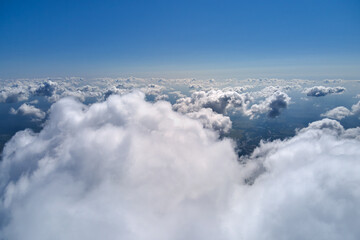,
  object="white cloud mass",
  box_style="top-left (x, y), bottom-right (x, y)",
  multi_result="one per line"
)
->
top-left (321, 106), bottom-right (352, 120)
top-left (321, 100), bottom-right (360, 120)
top-left (0, 93), bottom-right (360, 240)
top-left (9, 103), bottom-right (46, 120)
top-left (304, 86), bottom-right (346, 97)
top-left (246, 90), bottom-right (291, 119)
